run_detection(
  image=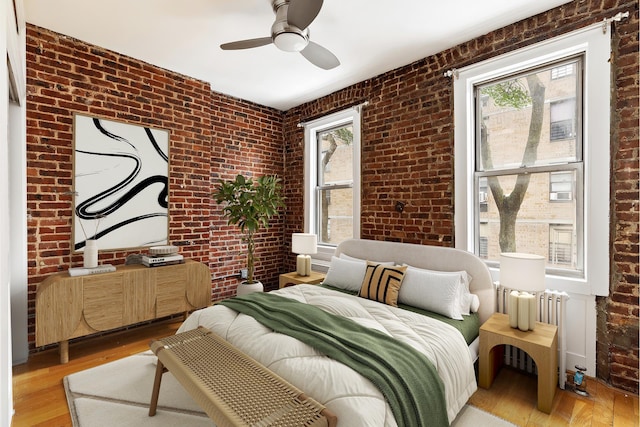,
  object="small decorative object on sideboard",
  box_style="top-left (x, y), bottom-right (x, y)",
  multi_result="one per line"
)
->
top-left (142, 245), bottom-right (184, 267)
top-left (68, 264), bottom-right (116, 277)
top-left (76, 212), bottom-right (106, 269)
top-left (83, 239), bottom-right (98, 268)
